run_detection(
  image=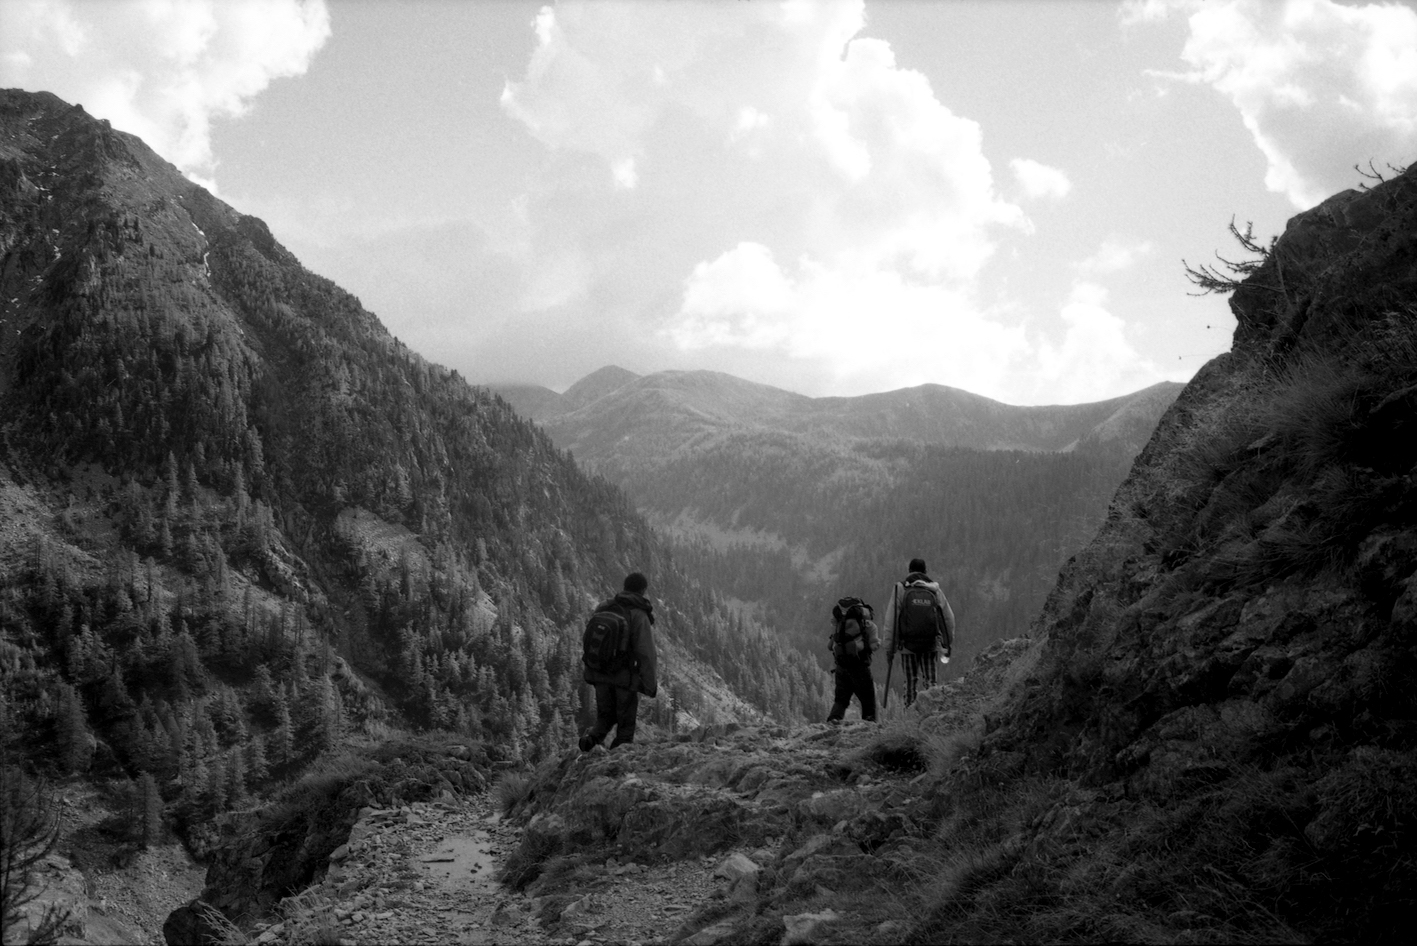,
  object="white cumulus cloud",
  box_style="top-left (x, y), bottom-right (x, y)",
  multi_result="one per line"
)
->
top-left (1078, 238), bottom-right (1155, 275)
top-left (502, 0), bottom-right (1034, 395)
top-left (1032, 282), bottom-right (1163, 403)
top-left (1011, 158), bottom-right (1072, 200)
top-left (0, 0), bottom-right (331, 189)
top-left (1142, 0), bottom-right (1417, 208)
top-left (669, 242), bottom-right (1030, 397)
